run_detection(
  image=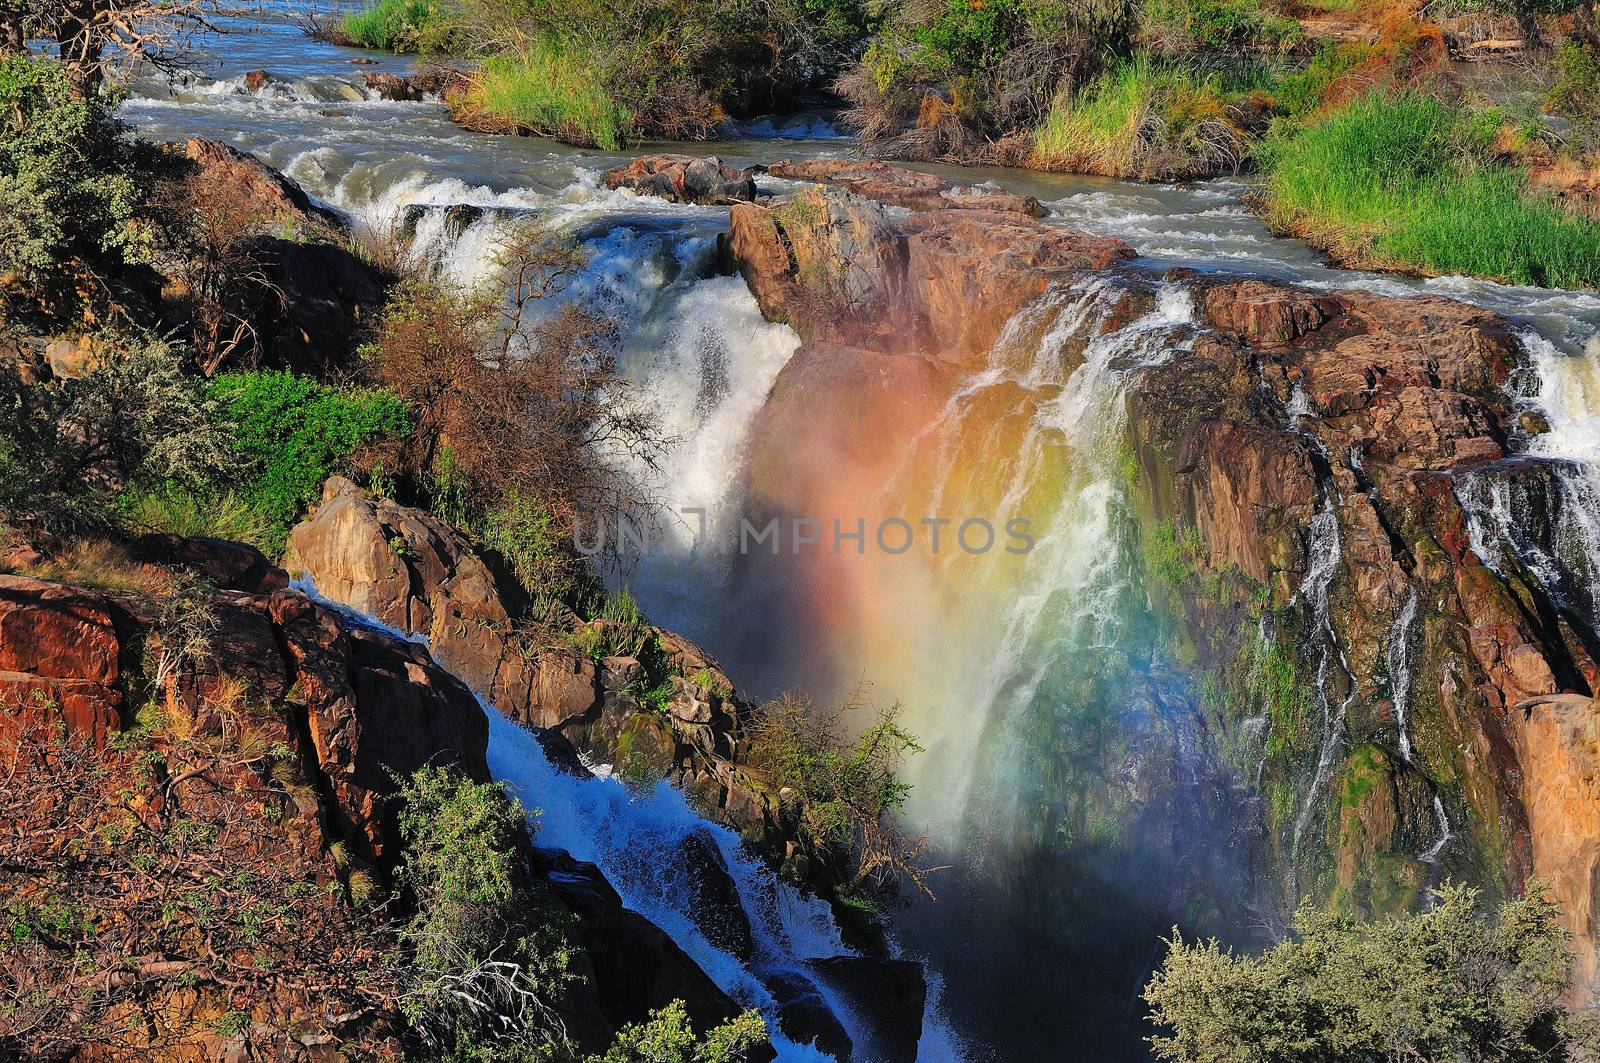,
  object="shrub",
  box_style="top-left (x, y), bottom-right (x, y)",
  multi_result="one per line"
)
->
top-left (395, 765), bottom-right (578, 1059)
top-left (0, 333), bottom-right (235, 539)
top-left (1545, 38), bottom-right (1600, 153)
top-left (748, 692), bottom-right (932, 896)
top-left (208, 369), bottom-right (411, 553)
top-left (837, 0), bottom-right (1137, 157)
top-left (0, 55), bottom-right (164, 320)
top-left (1141, 0), bottom-right (1302, 54)
top-left (365, 227), bottom-right (662, 591)
top-left (342, 0), bottom-right (457, 51)
top-left (1260, 89), bottom-right (1600, 289)
top-left (587, 1000), bottom-right (768, 1063)
top-left (1144, 883), bottom-right (1600, 1062)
